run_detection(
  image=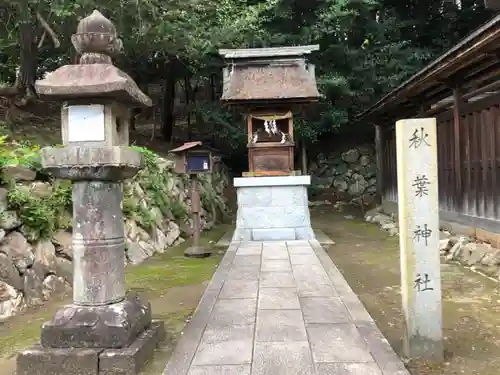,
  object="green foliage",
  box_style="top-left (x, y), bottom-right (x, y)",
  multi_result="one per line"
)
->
top-left (0, 136), bottom-right (42, 178)
top-left (193, 102), bottom-right (247, 151)
top-left (0, 0), bottom-right (493, 150)
top-left (6, 180), bottom-right (72, 240)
